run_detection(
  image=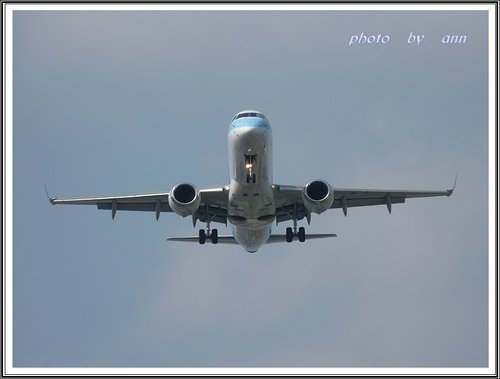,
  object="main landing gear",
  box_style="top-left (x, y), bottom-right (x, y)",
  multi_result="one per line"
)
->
top-left (198, 220), bottom-right (218, 244)
top-left (286, 219), bottom-right (306, 243)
